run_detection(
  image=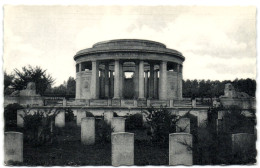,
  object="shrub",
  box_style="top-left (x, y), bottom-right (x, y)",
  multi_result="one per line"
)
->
top-left (4, 103), bottom-right (23, 131)
top-left (113, 112), bottom-right (118, 117)
top-left (96, 115), bottom-right (113, 144)
top-left (142, 106), bottom-right (179, 145)
top-left (126, 113), bottom-right (143, 130)
top-left (86, 111), bottom-right (94, 117)
top-left (65, 108), bottom-right (74, 122)
top-left (21, 108), bottom-right (60, 146)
